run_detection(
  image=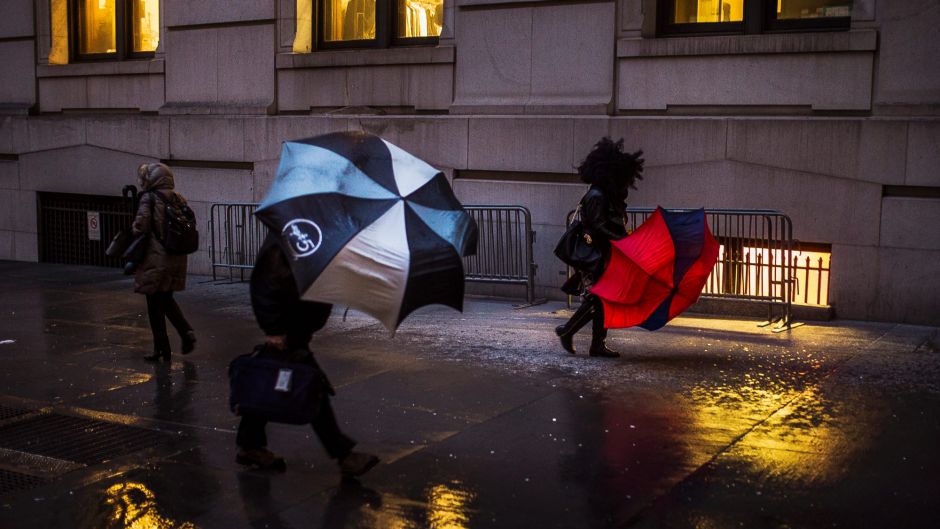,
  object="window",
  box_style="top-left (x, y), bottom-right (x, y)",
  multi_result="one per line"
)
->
top-left (658, 0), bottom-right (851, 35)
top-left (317, 0), bottom-right (443, 49)
top-left (70, 0), bottom-right (159, 60)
